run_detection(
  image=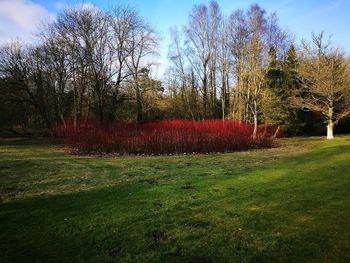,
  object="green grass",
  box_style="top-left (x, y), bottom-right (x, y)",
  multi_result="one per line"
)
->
top-left (1, 136), bottom-right (350, 262)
